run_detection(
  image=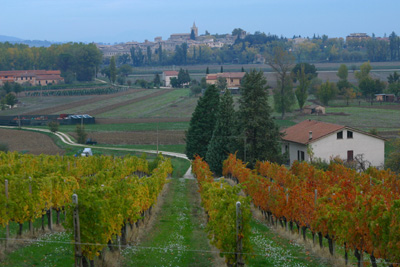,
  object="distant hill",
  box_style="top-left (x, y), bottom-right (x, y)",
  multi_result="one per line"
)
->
top-left (0, 35), bottom-right (22, 42)
top-left (0, 35), bottom-right (55, 47)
